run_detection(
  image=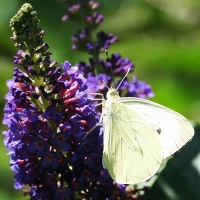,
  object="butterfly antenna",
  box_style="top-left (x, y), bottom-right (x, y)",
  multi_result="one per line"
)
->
top-left (101, 80), bottom-right (109, 89)
top-left (105, 50), bottom-right (116, 87)
top-left (116, 68), bottom-right (131, 90)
